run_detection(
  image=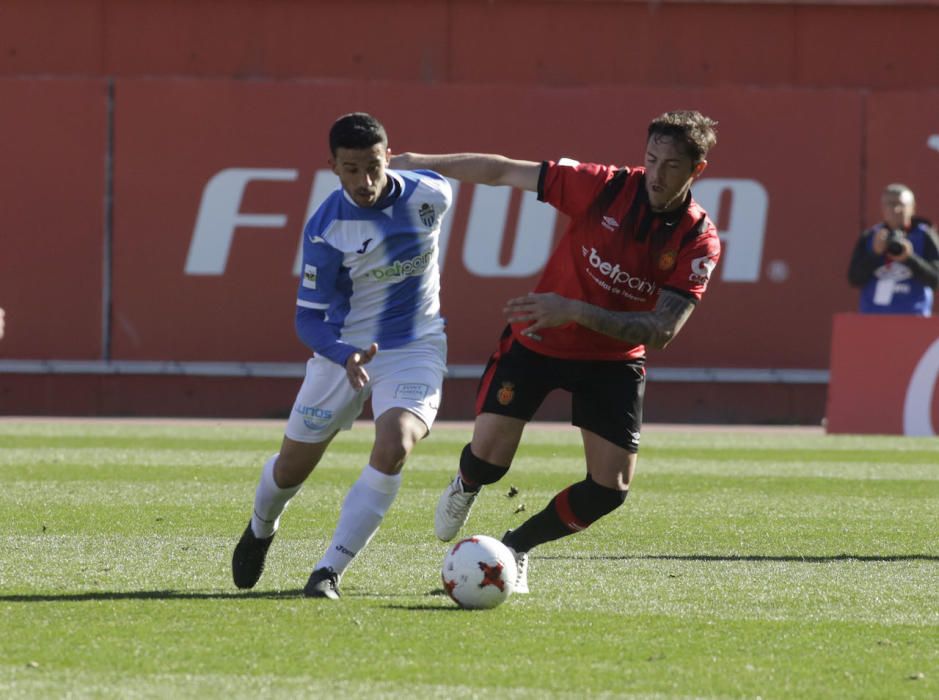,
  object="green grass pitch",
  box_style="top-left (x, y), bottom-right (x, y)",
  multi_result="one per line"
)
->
top-left (1, 419), bottom-right (936, 698)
